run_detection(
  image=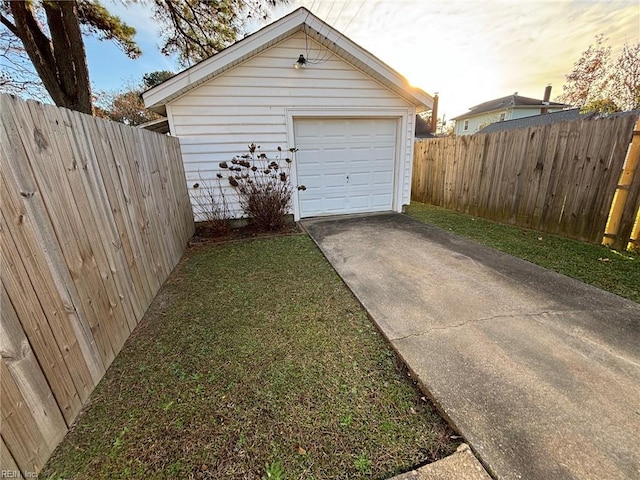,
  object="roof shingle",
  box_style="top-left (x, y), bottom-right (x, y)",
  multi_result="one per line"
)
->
top-left (452, 94), bottom-right (569, 120)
